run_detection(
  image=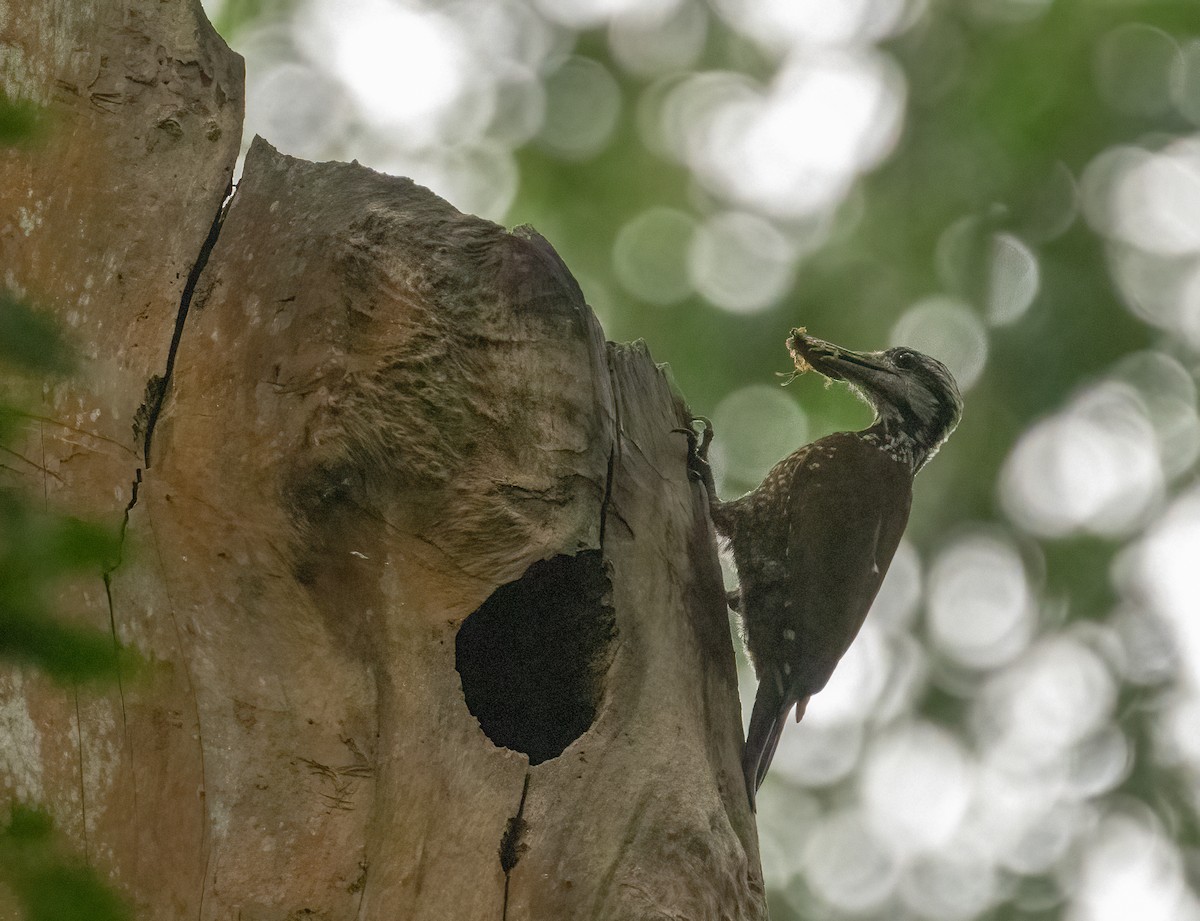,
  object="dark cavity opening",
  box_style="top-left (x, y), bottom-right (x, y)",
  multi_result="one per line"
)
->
top-left (456, 551), bottom-right (616, 765)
